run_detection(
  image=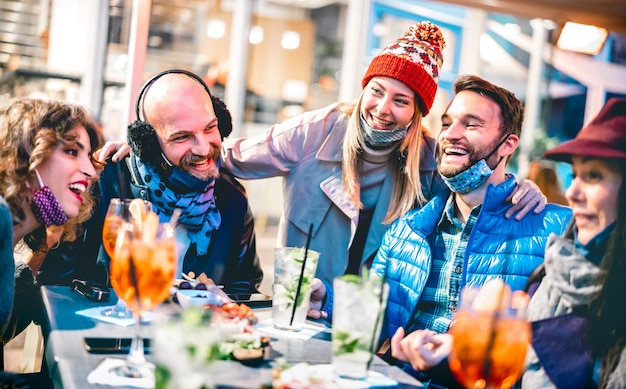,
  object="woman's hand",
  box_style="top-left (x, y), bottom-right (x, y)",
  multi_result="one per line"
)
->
top-left (505, 179), bottom-right (548, 220)
top-left (94, 140), bottom-right (131, 163)
top-left (391, 327), bottom-right (453, 371)
top-left (307, 278), bottom-right (328, 320)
